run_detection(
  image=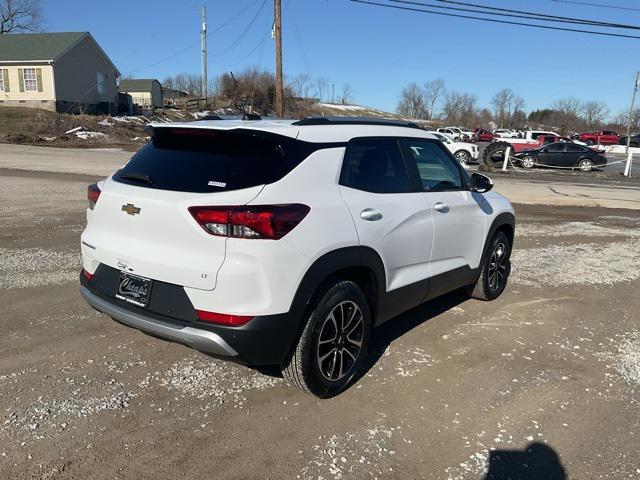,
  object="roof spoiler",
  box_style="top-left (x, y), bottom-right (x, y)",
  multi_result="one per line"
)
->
top-left (292, 116), bottom-right (423, 129)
